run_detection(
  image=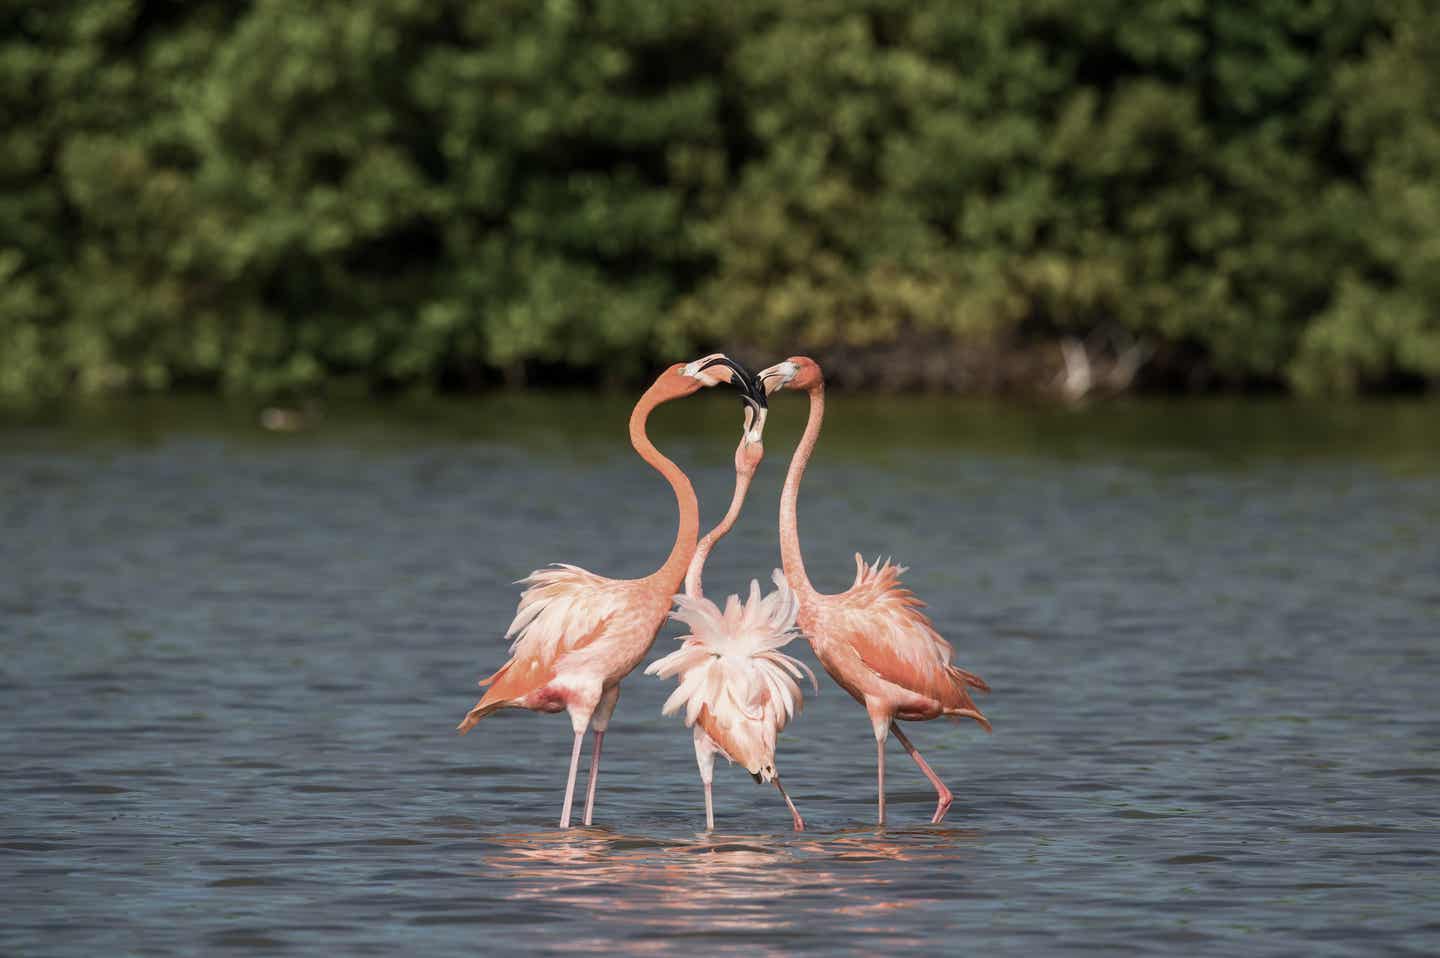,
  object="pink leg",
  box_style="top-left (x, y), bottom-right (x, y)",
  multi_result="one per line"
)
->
top-left (581, 686), bottom-right (619, 826)
top-left (774, 776), bottom-right (804, 831)
top-left (890, 722), bottom-right (953, 824)
top-left (695, 729), bottom-right (717, 831)
top-left (582, 730), bottom-right (605, 827)
top-left (877, 737), bottom-right (886, 826)
top-left (558, 731), bottom-right (585, 828)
